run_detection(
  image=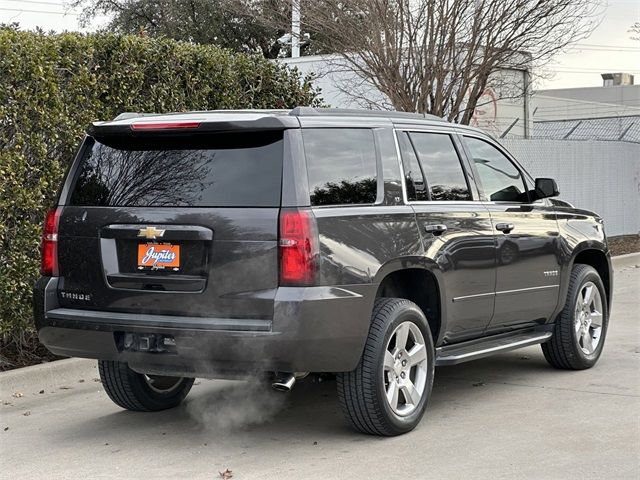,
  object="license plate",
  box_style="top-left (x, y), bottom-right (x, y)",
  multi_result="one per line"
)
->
top-left (137, 243), bottom-right (180, 270)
